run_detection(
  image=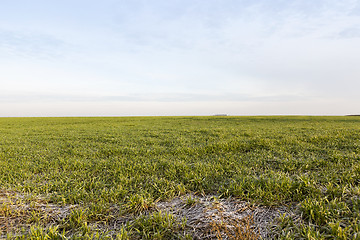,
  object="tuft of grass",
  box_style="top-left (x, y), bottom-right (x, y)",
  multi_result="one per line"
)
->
top-left (184, 195), bottom-right (198, 207)
top-left (129, 211), bottom-right (188, 240)
top-left (124, 194), bottom-right (154, 214)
